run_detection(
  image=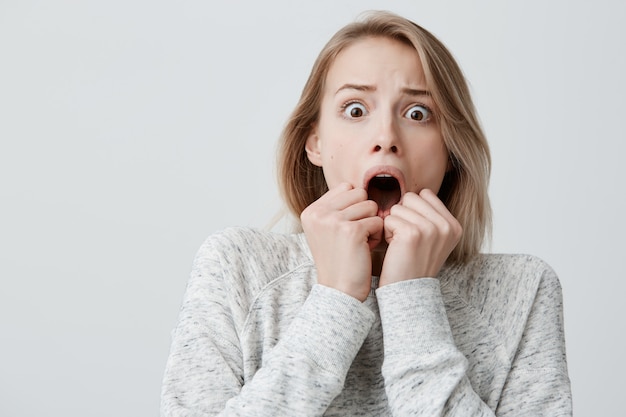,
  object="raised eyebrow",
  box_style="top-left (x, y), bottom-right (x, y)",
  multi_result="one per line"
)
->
top-left (334, 84), bottom-right (431, 97)
top-left (402, 87), bottom-right (431, 97)
top-left (335, 84), bottom-right (376, 95)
